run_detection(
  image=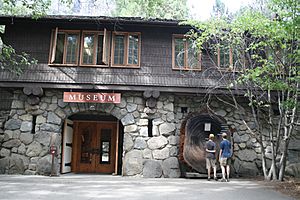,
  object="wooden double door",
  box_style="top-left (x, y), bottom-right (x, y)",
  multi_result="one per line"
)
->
top-left (72, 121), bottom-right (118, 174)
